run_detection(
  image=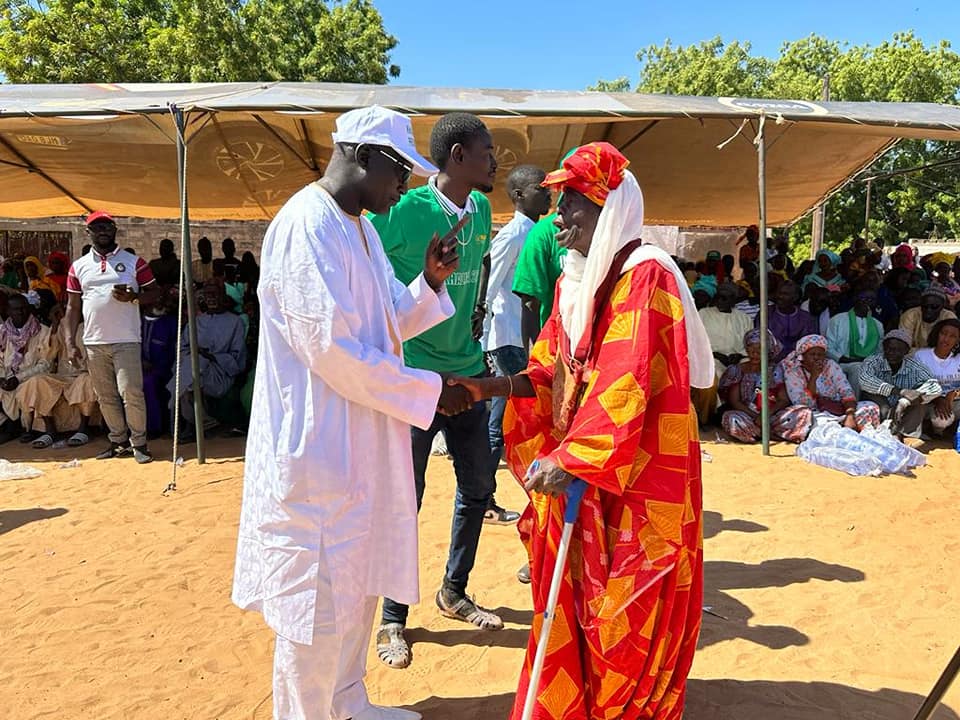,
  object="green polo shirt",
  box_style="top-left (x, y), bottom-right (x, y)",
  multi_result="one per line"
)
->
top-left (511, 212), bottom-right (566, 327)
top-left (370, 185), bottom-right (491, 375)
